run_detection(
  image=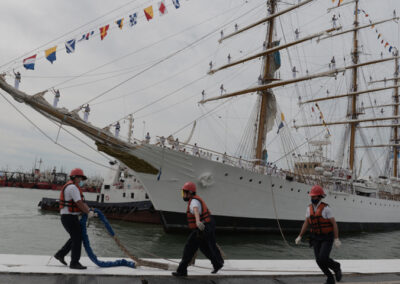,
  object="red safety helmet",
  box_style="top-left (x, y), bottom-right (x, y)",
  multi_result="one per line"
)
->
top-left (69, 168), bottom-right (87, 180)
top-left (309, 185), bottom-right (325, 197)
top-left (182, 182), bottom-right (196, 193)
